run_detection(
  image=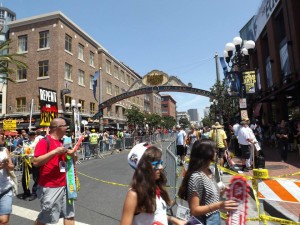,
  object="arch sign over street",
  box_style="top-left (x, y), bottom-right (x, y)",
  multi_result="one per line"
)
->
top-left (92, 70), bottom-right (214, 119)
